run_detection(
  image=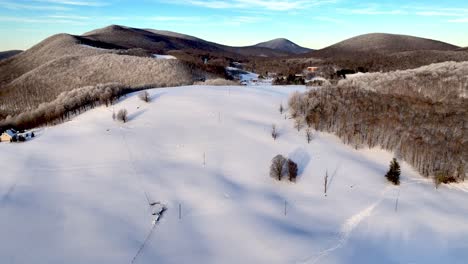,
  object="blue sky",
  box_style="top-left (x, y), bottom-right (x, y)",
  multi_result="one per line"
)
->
top-left (1, 0), bottom-right (468, 51)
